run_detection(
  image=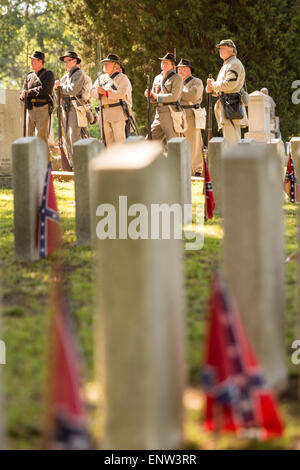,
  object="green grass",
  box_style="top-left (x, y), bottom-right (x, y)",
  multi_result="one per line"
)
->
top-left (0, 181), bottom-right (300, 449)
